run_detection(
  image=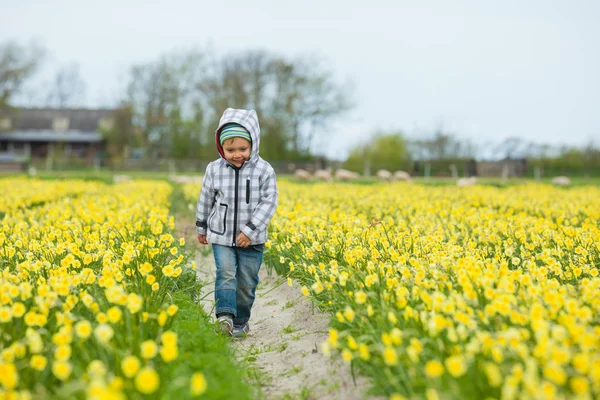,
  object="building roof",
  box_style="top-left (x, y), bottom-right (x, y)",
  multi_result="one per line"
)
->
top-left (0, 108), bottom-right (114, 131)
top-left (0, 131), bottom-right (104, 143)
